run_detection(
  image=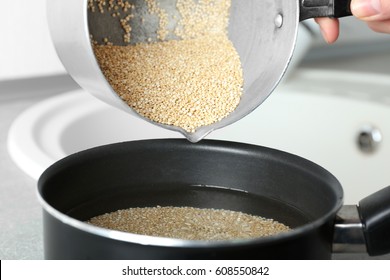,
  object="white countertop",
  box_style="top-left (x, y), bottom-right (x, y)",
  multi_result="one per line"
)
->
top-left (0, 75), bottom-right (79, 259)
top-left (1, 49), bottom-right (390, 260)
